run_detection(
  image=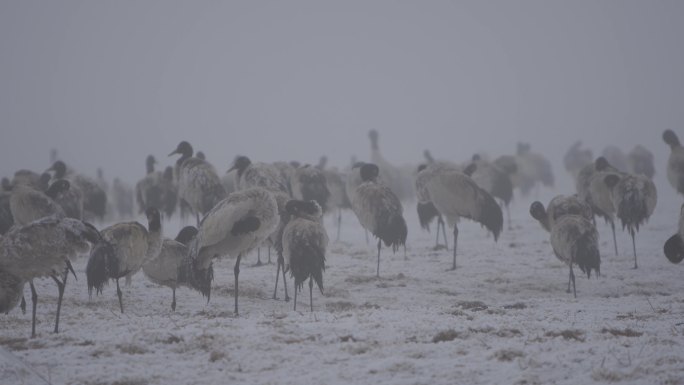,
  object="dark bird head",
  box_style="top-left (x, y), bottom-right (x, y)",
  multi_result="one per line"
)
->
top-left (1, 177), bottom-right (11, 192)
top-left (145, 155), bottom-right (156, 173)
top-left (423, 149), bottom-right (434, 163)
top-left (285, 199), bottom-right (322, 218)
top-left (45, 179), bottom-right (70, 199)
top-left (196, 151), bottom-right (206, 161)
top-left (145, 207), bottom-right (162, 232)
top-left (228, 155), bottom-right (252, 176)
top-left (369, 130), bottom-right (379, 149)
top-left (417, 164), bottom-right (428, 173)
top-left (360, 163), bottom-right (380, 182)
top-left (175, 226), bottom-right (198, 245)
top-left (479, 190), bottom-right (504, 241)
top-left (169, 141), bottom-right (193, 157)
top-left (48, 160), bottom-right (67, 179)
top-left (603, 174), bottom-right (621, 189)
top-left (664, 234), bottom-right (684, 264)
top-left (594, 156), bottom-right (611, 171)
top-left (39, 172), bottom-right (52, 191)
top-left (529, 201), bottom-right (547, 222)
top-left (472, 154), bottom-right (482, 162)
top-left (663, 129), bottom-right (680, 148)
